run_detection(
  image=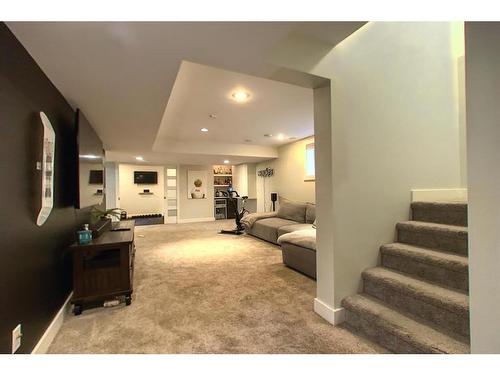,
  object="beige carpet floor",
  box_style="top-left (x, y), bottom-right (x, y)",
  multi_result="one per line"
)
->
top-left (48, 220), bottom-right (385, 354)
